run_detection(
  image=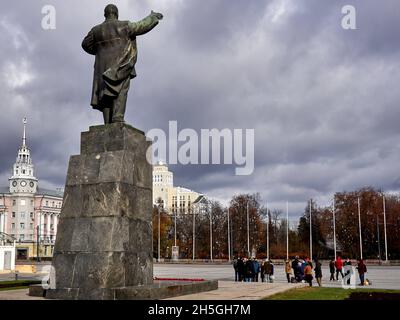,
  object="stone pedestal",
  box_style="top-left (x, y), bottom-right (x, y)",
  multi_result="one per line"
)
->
top-left (47, 123), bottom-right (153, 300)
